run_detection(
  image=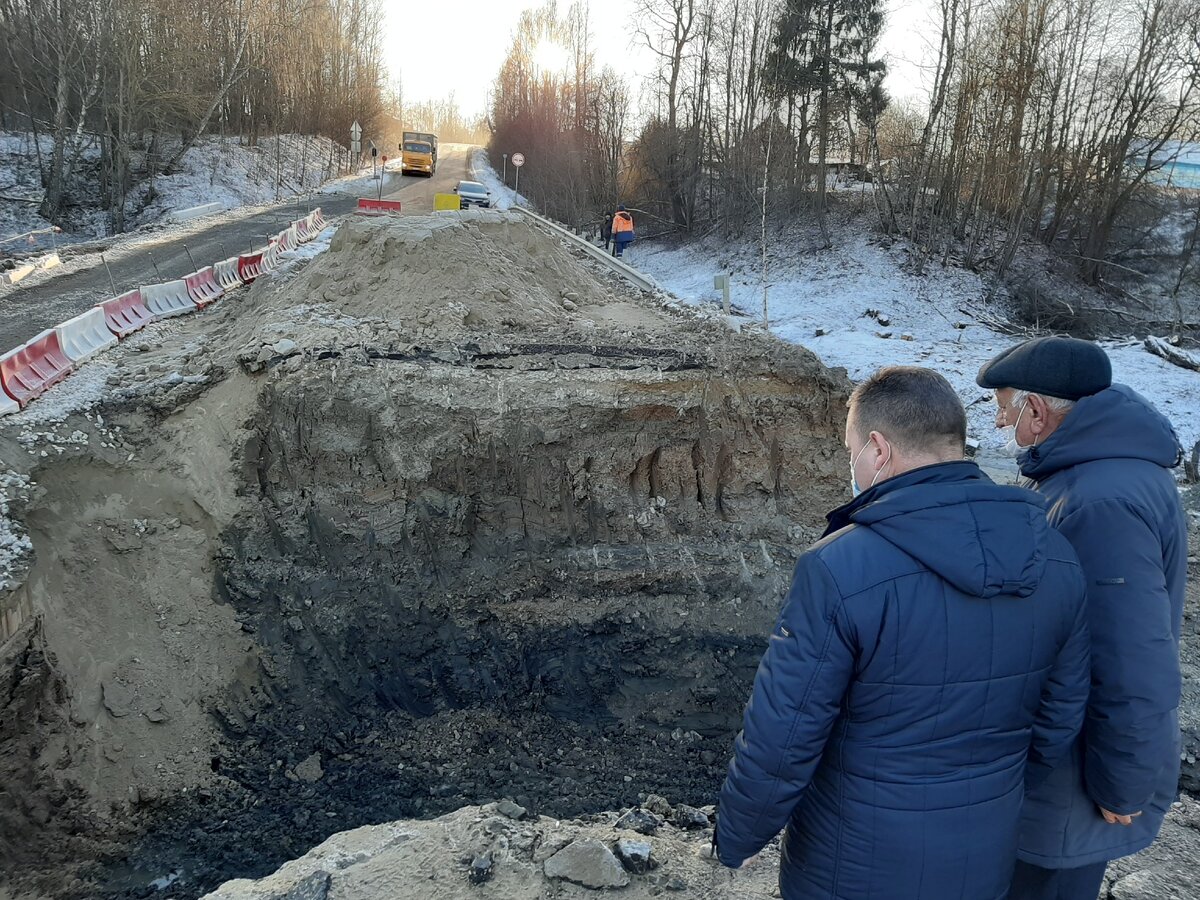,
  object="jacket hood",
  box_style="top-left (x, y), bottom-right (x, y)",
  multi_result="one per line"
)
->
top-left (1019, 384), bottom-right (1182, 482)
top-left (827, 461), bottom-right (1051, 599)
